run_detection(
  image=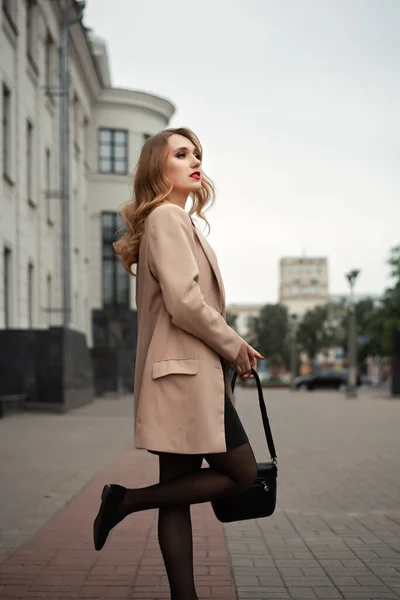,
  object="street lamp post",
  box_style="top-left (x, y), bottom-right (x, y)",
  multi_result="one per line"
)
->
top-left (345, 269), bottom-right (360, 397)
top-left (290, 314), bottom-right (298, 389)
